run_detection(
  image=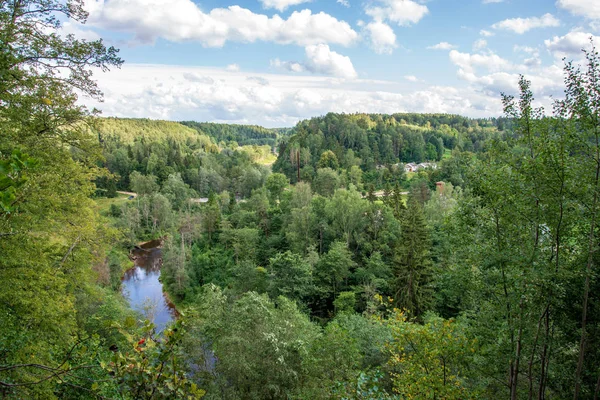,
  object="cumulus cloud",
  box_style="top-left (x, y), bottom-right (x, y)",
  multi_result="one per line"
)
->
top-left (364, 21), bottom-right (397, 54)
top-left (427, 42), bottom-right (456, 50)
top-left (226, 64), bottom-right (241, 72)
top-left (365, 0), bottom-right (429, 26)
top-left (84, 1), bottom-right (358, 47)
top-left (492, 13), bottom-right (560, 34)
top-left (83, 64), bottom-right (507, 127)
top-left (337, 0), bottom-right (350, 7)
top-left (556, 0), bottom-right (600, 21)
top-left (480, 29), bottom-right (494, 37)
top-left (449, 50), bottom-right (514, 73)
top-left (304, 44), bottom-right (357, 79)
top-left (404, 75), bottom-right (420, 82)
top-left (544, 31), bottom-right (600, 58)
top-left (270, 45), bottom-right (357, 79)
top-left (448, 48), bottom-right (564, 104)
top-left (260, 0), bottom-right (311, 12)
